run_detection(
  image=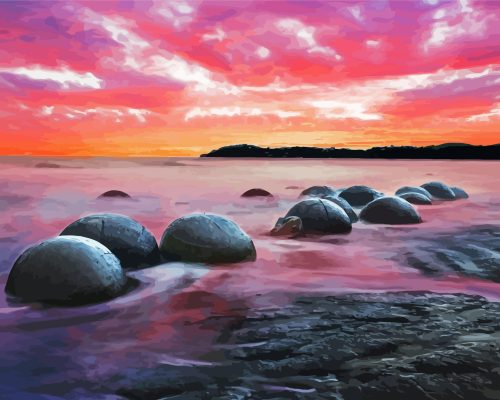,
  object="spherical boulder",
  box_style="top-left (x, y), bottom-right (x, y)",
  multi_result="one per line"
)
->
top-left (60, 213), bottom-right (160, 269)
top-left (160, 213), bottom-right (256, 264)
top-left (322, 195), bottom-right (359, 222)
top-left (241, 188), bottom-right (273, 198)
top-left (420, 182), bottom-right (456, 200)
top-left (5, 236), bottom-right (126, 305)
top-left (398, 192), bottom-right (432, 205)
top-left (360, 196), bottom-right (422, 224)
top-left (271, 216), bottom-right (303, 237)
top-left (97, 190), bottom-right (131, 199)
top-left (300, 185), bottom-right (336, 198)
top-left (338, 186), bottom-right (384, 207)
top-left (284, 198), bottom-right (352, 234)
top-left (395, 186), bottom-right (432, 198)
top-left (451, 186), bottom-right (469, 199)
